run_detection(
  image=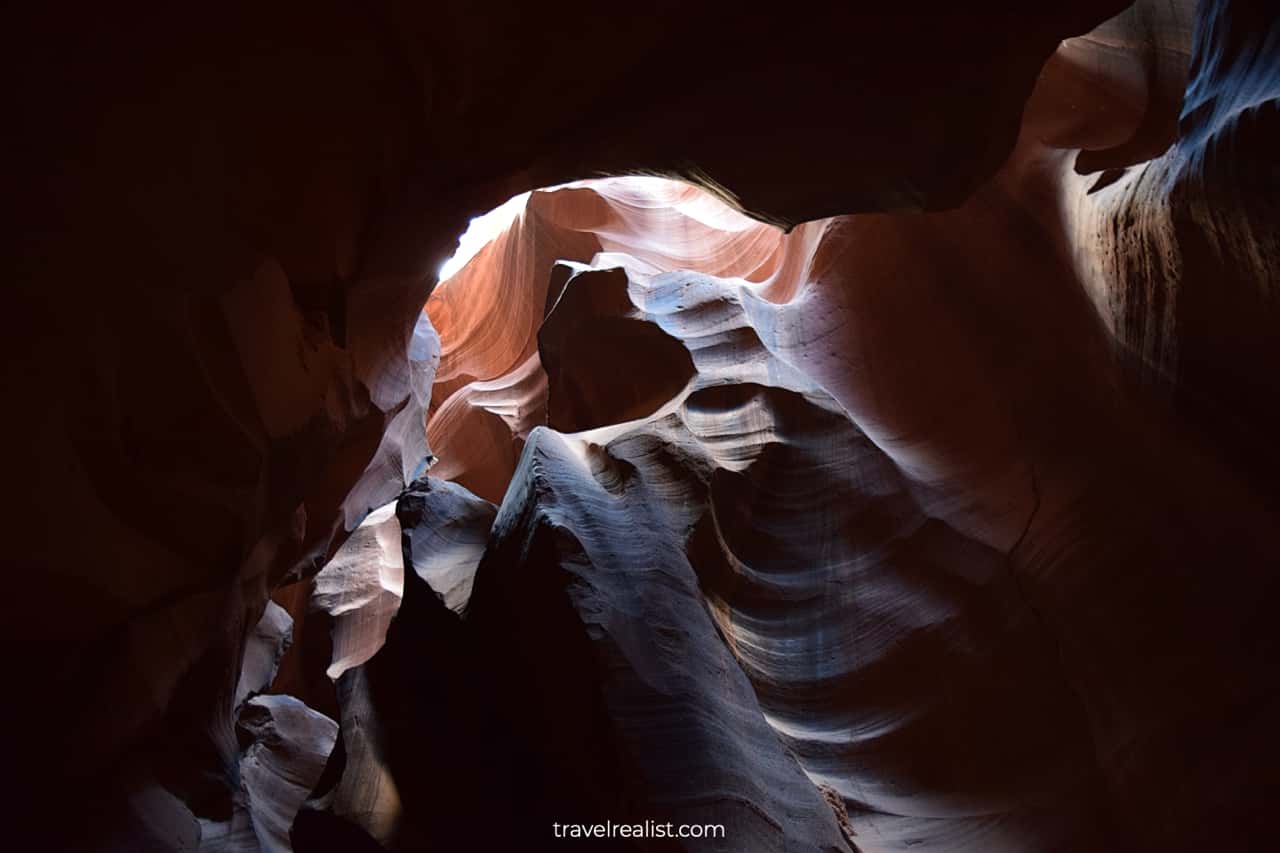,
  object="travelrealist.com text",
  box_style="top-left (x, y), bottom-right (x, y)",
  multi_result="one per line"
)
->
top-left (552, 821), bottom-right (726, 840)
